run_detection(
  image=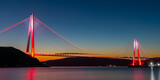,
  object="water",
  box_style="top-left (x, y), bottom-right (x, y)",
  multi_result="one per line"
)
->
top-left (0, 67), bottom-right (159, 80)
